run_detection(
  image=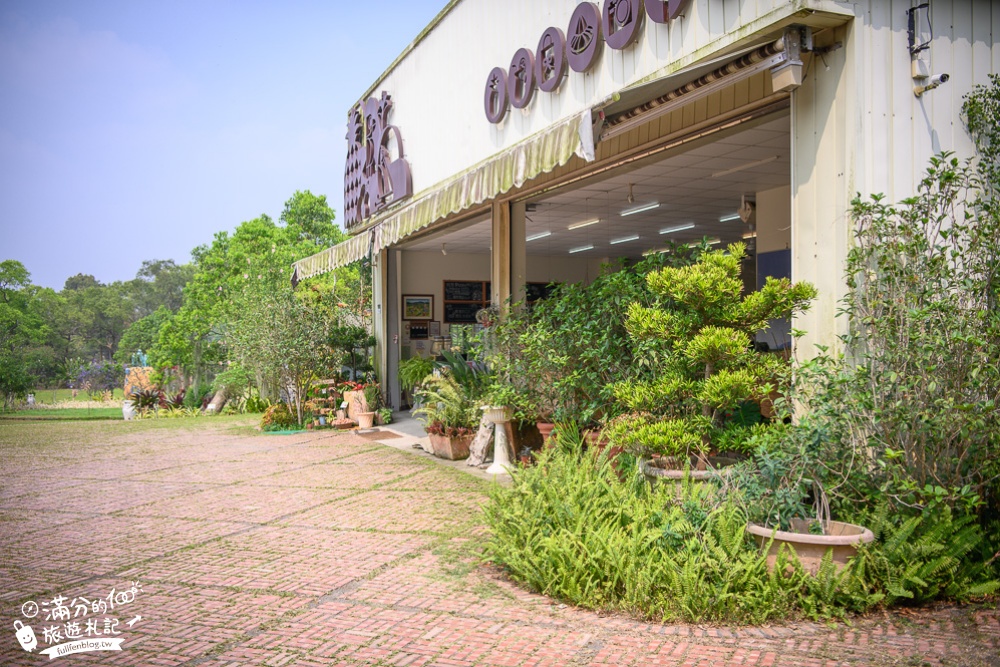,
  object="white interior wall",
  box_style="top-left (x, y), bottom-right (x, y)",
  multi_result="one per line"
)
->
top-left (399, 250), bottom-right (602, 325)
top-left (755, 184), bottom-right (790, 254)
